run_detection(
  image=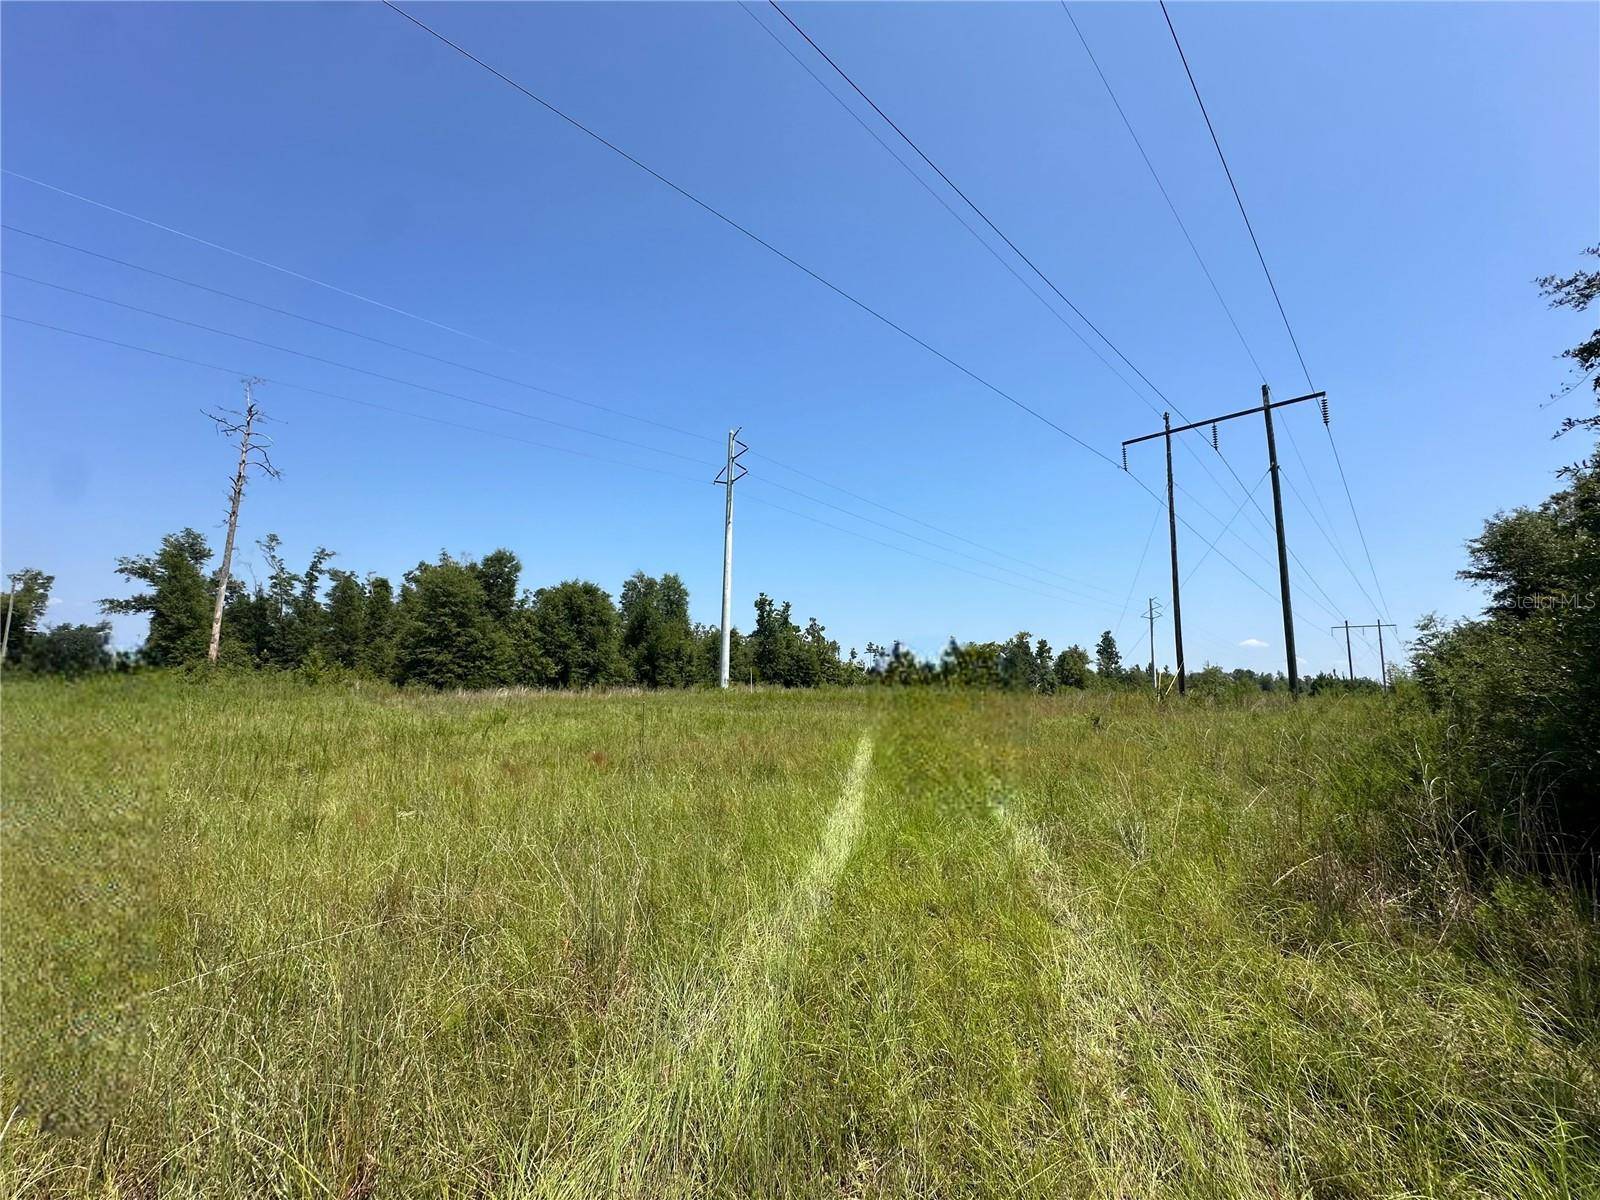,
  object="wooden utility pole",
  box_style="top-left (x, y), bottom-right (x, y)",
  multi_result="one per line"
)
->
top-left (714, 428), bottom-right (747, 689)
top-left (1260, 385), bottom-right (1299, 696)
top-left (206, 380), bottom-right (278, 663)
top-left (0, 578), bottom-right (16, 669)
top-left (1123, 388), bottom-right (1325, 699)
top-left (1337, 619), bottom-right (1354, 681)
